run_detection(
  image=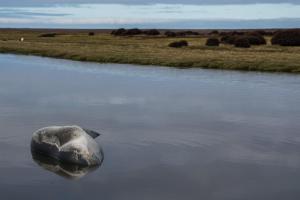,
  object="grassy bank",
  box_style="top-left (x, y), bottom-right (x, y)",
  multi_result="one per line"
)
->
top-left (0, 29), bottom-right (300, 73)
